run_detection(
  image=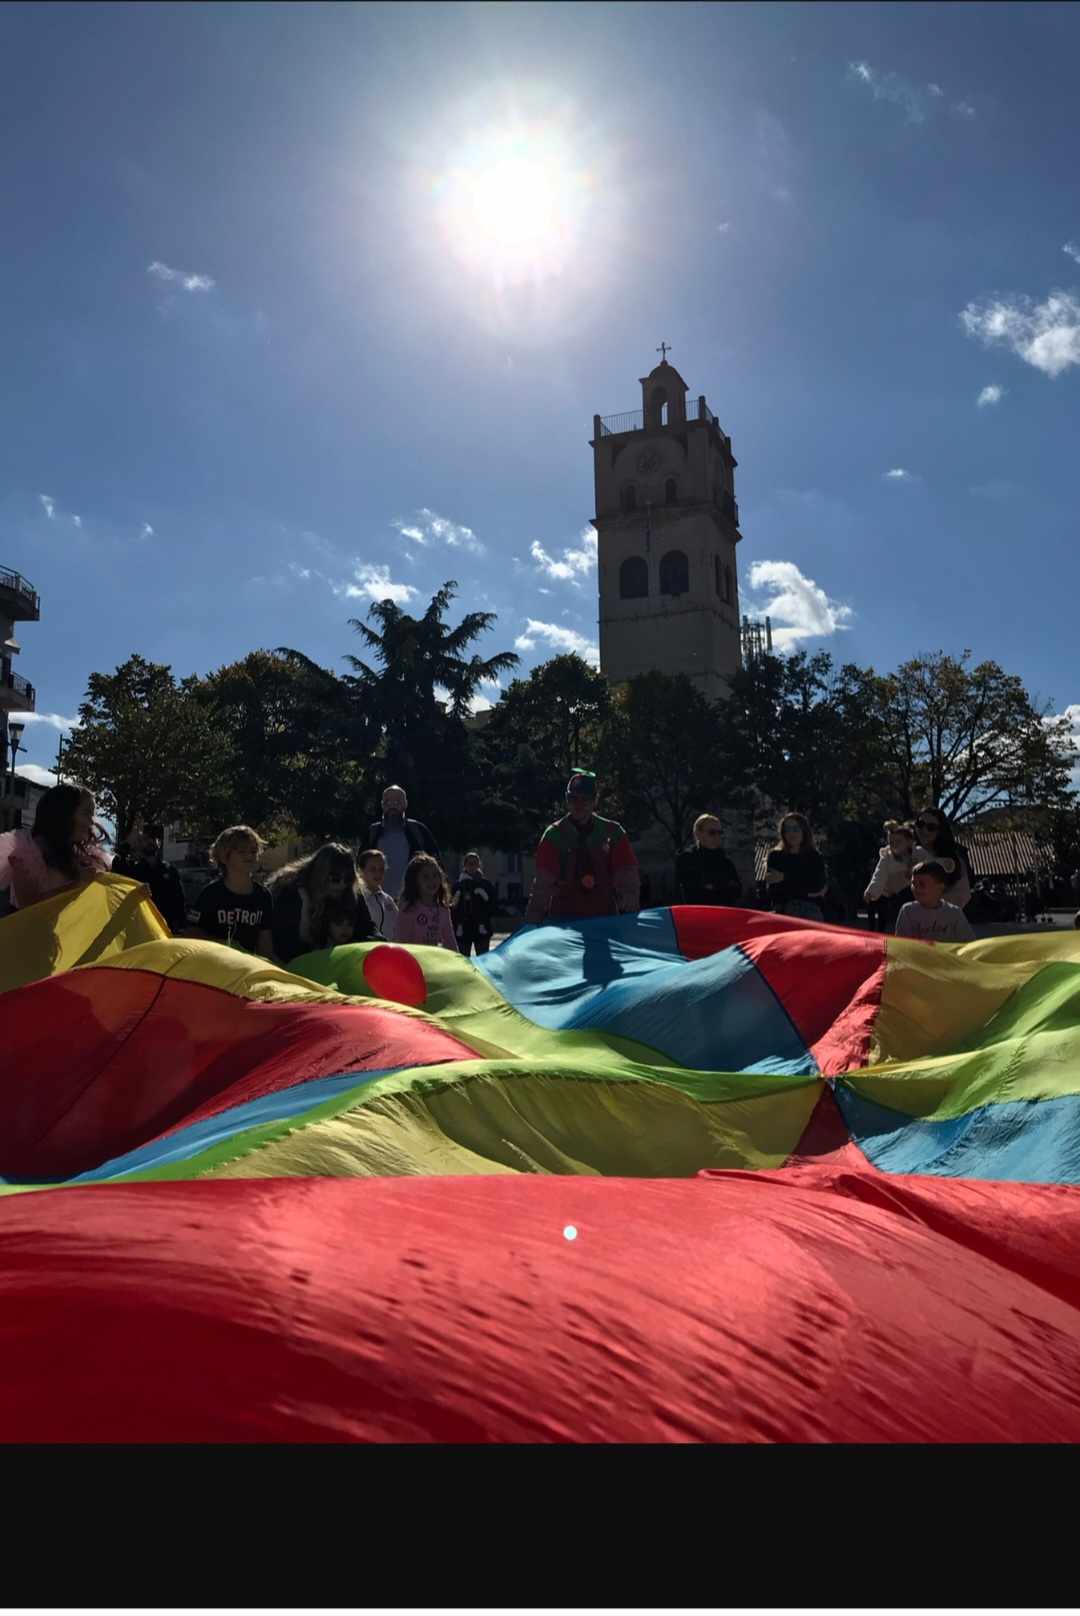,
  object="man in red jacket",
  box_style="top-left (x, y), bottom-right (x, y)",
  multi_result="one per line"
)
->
top-left (525, 771), bottom-right (640, 923)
